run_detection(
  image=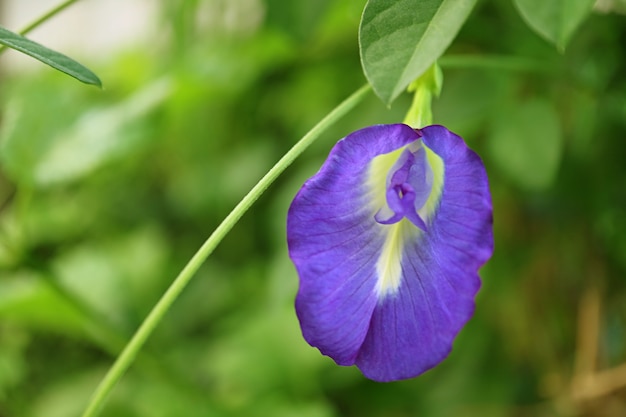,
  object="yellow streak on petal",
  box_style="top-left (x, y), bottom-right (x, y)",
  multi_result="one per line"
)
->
top-left (366, 147), bottom-right (403, 208)
top-left (367, 141), bottom-right (445, 299)
top-left (375, 219), bottom-right (409, 298)
top-left (367, 147), bottom-right (407, 299)
top-left (419, 145), bottom-right (445, 221)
